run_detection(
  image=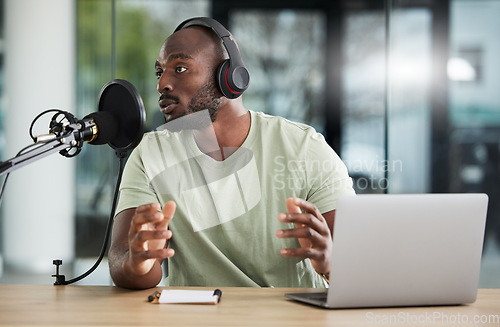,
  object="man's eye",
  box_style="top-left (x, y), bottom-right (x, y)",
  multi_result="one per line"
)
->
top-left (176, 66), bottom-right (187, 73)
